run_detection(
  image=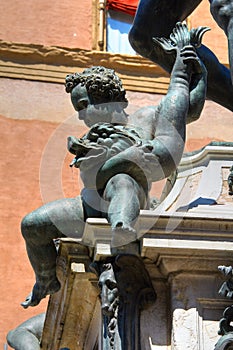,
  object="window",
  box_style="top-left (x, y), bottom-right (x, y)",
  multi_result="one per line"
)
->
top-left (105, 0), bottom-right (138, 54)
top-left (106, 0), bottom-right (138, 16)
top-left (107, 9), bottom-right (135, 54)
